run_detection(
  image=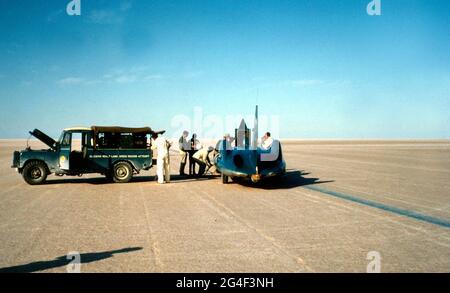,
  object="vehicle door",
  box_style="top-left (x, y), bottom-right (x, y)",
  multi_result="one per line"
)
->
top-left (58, 131), bottom-right (71, 170)
top-left (82, 131), bottom-right (97, 171)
